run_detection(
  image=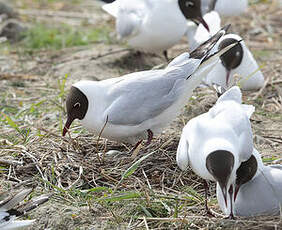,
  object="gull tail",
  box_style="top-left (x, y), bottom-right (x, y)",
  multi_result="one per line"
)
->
top-left (0, 189), bottom-right (50, 230)
top-left (216, 86), bottom-right (255, 118)
top-left (189, 24), bottom-right (231, 61)
top-left (186, 25), bottom-right (242, 81)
